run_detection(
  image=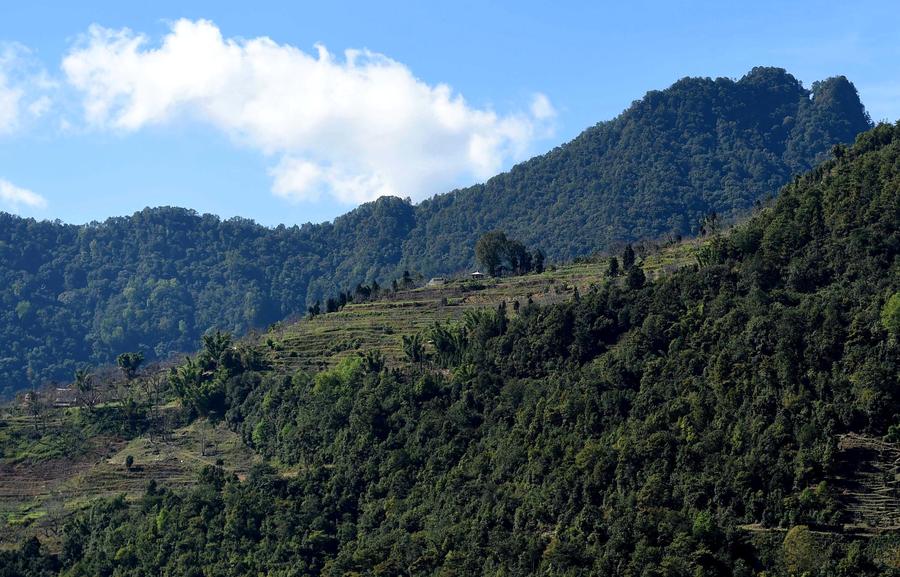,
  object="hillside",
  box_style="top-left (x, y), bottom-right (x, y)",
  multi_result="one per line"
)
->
top-left (2, 122), bottom-right (898, 576)
top-left (0, 67), bottom-right (872, 398)
top-left (402, 68), bottom-right (871, 269)
top-left (0, 244), bottom-right (695, 548)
